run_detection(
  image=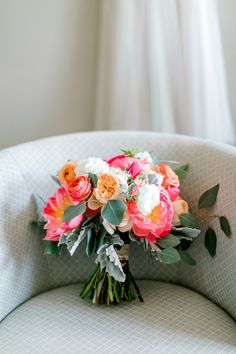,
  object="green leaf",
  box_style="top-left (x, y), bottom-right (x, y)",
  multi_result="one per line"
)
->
top-left (157, 234), bottom-right (180, 248)
top-left (179, 250), bottom-right (197, 266)
top-left (44, 240), bottom-right (60, 255)
top-left (179, 213), bottom-right (199, 229)
top-left (205, 227), bottom-right (217, 257)
top-left (158, 247), bottom-right (181, 264)
top-left (198, 184), bottom-right (220, 209)
top-left (219, 216), bottom-right (231, 237)
top-left (51, 175), bottom-right (60, 185)
top-left (174, 165), bottom-right (189, 182)
top-left (86, 228), bottom-right (95, 257)
top-left (121, 147), bottom-right (141, 157)
top-left (174, 168), bottom-right (188, 182)
top-left (88, 172), bottom-right (98, 187)
top-left (101, 199), bottom-right (126, 225)
top-left (63, 202), bottom-right (86, 222)
top-left (32, 193), bottom-right (46, 222)
top-left (172, 226), bottom-right (201, 239)
top-left (95, 227), bottom-right (106, 252)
